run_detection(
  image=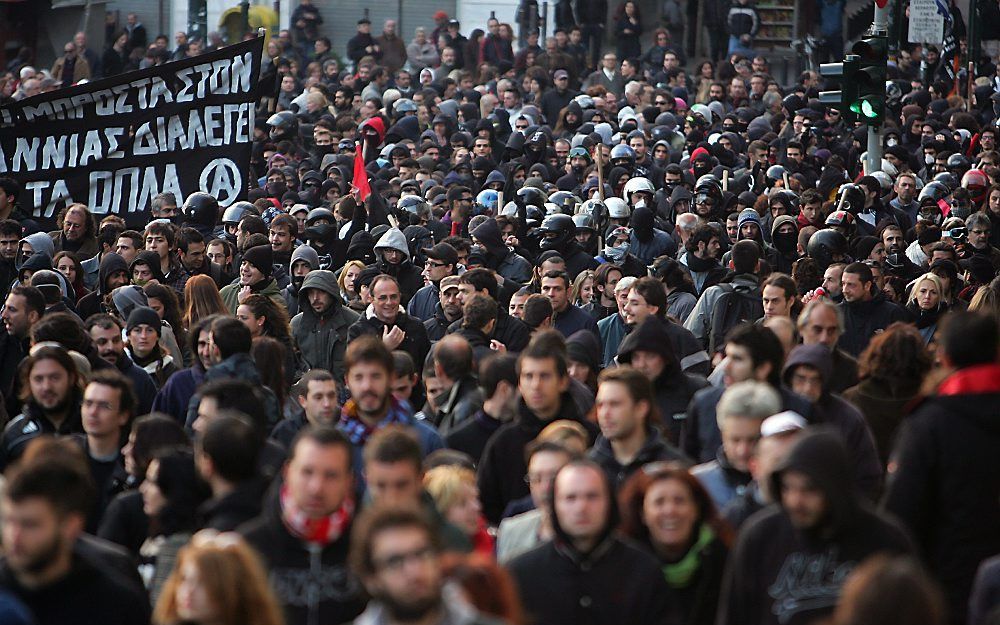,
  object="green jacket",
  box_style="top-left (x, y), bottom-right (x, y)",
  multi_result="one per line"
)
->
top-left (220, 277), bottom-right (285, 314)
top-left (290, 270), bottom-right (359, 381)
